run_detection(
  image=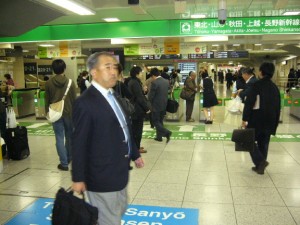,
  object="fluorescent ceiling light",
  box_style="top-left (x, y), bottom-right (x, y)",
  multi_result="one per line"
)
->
top-left (276, 43), bottom-right (284, 46)
top-left (103, 18), bottom-right (120, 22)
top-left (283, 11), bottom-right (300, 16)
top-left (39, 44), bottom-right (55, 47)
top-left (254, 43), bottom-right (262, 46)
top-left (111, 38), bottom-right (152, 44)
top-left (46, 0), bottom-right (95, 15)
top-left (22, 50), bottom-right (29, 53)
top-left (233, 44), bottom-right (240, 46)
top-left (212, 44), bottom-right (219, 47)
top-left (191, 14), bottom-right (206, 18)
top-left (184, 36), bottom-right (228, 42)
